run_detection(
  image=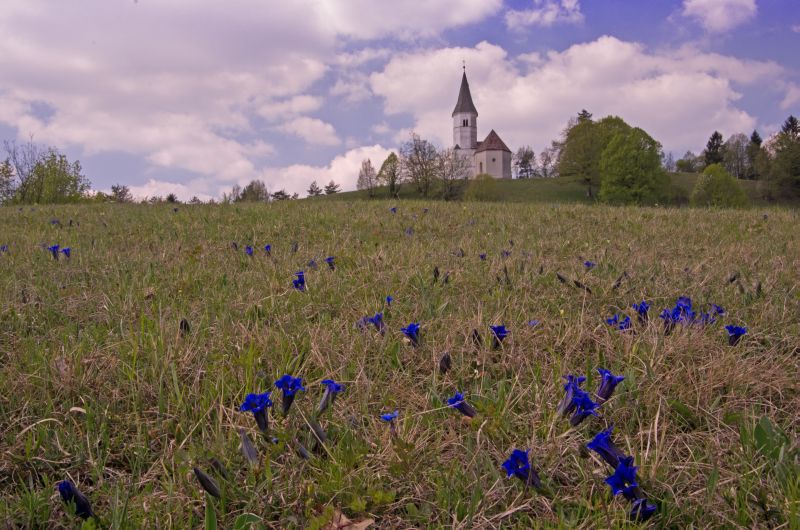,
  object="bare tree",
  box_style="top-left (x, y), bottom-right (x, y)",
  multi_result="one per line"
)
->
top-left (513, 146), bottom-right (537, 178)
top-left (723, 133), bottom-right (749, 179)
top-left (437, 148), bottom-right (471, 200)
top-left (539, 145), bottom-right (559, 178)
top-left (0, 159), bottom-right (14, 203)
top-left (400, 133), bottom-right (438, 197)
top-left (357, 159), bottom-right (377, 197)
